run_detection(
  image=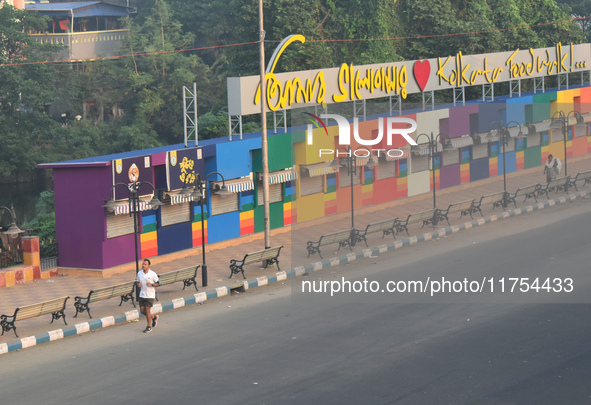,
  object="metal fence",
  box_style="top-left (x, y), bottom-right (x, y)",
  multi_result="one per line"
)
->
top-left (40, 240), bottom-right (58, 271)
